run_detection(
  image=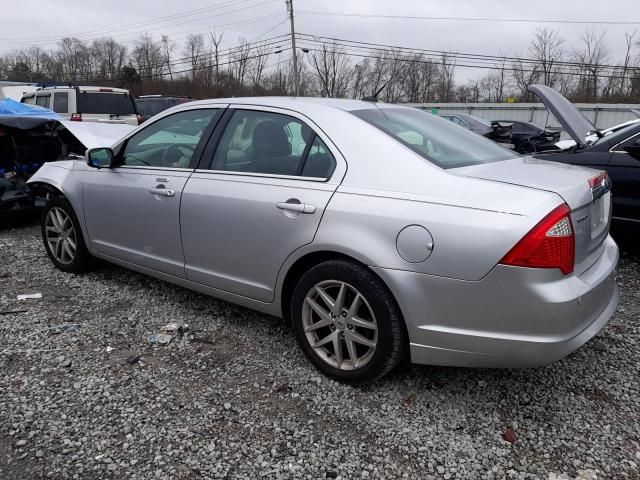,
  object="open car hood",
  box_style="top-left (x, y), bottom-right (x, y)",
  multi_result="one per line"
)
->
top-left (59, 121), bottom-right (134, 149)
top-left (528, 84), bottom-right (596, 147)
